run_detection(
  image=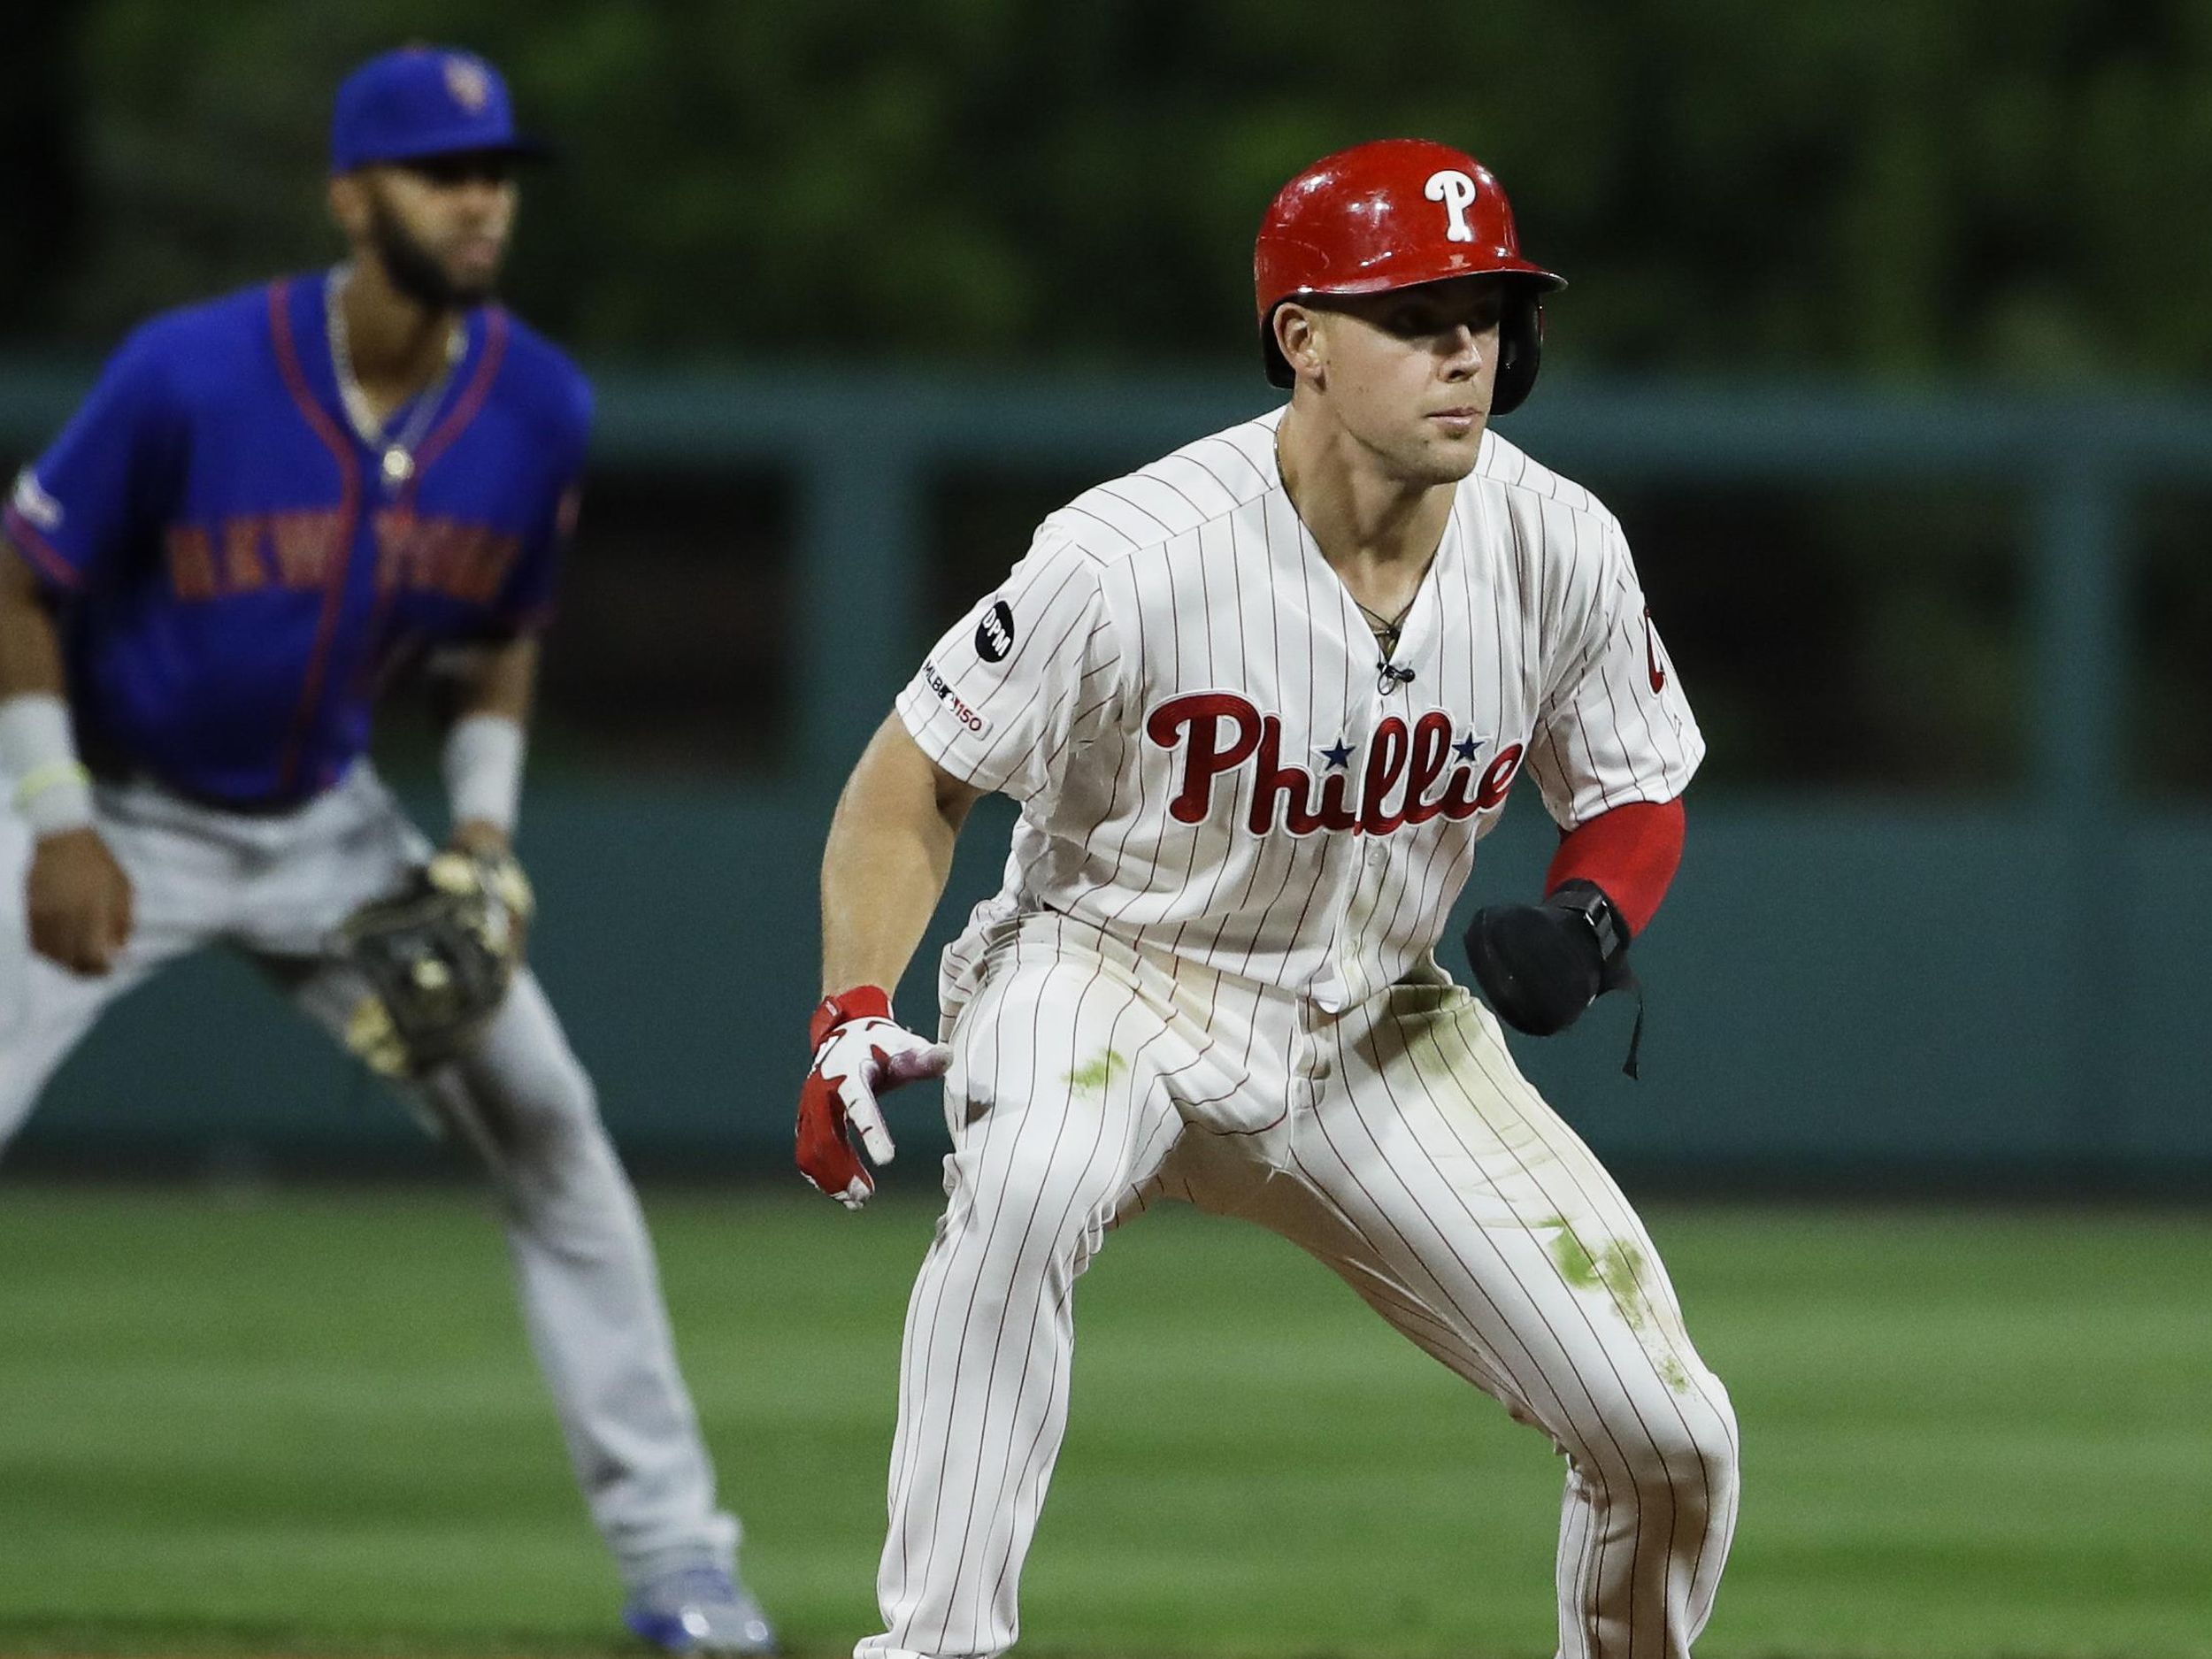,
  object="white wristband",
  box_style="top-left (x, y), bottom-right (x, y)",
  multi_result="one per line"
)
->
top-left (0, 693), bottom-right (94, 838)
top-left (442, 713), bottom-right (526, 835)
